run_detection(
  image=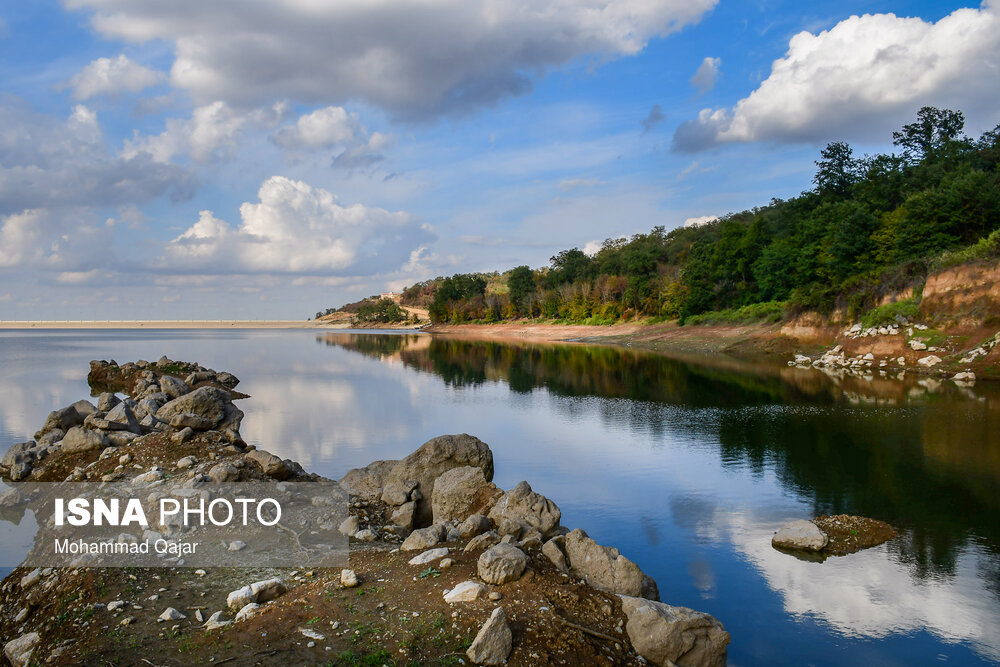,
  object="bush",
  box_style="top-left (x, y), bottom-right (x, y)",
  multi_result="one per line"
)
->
top-left (351, 298), bottom-right (408, 325)
top-left (859, 297), bottom-right (921, 328)
top-left (932, 227), bottom-right (1000, 270)
top-left (682, 300), bottom-right (786, 326)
